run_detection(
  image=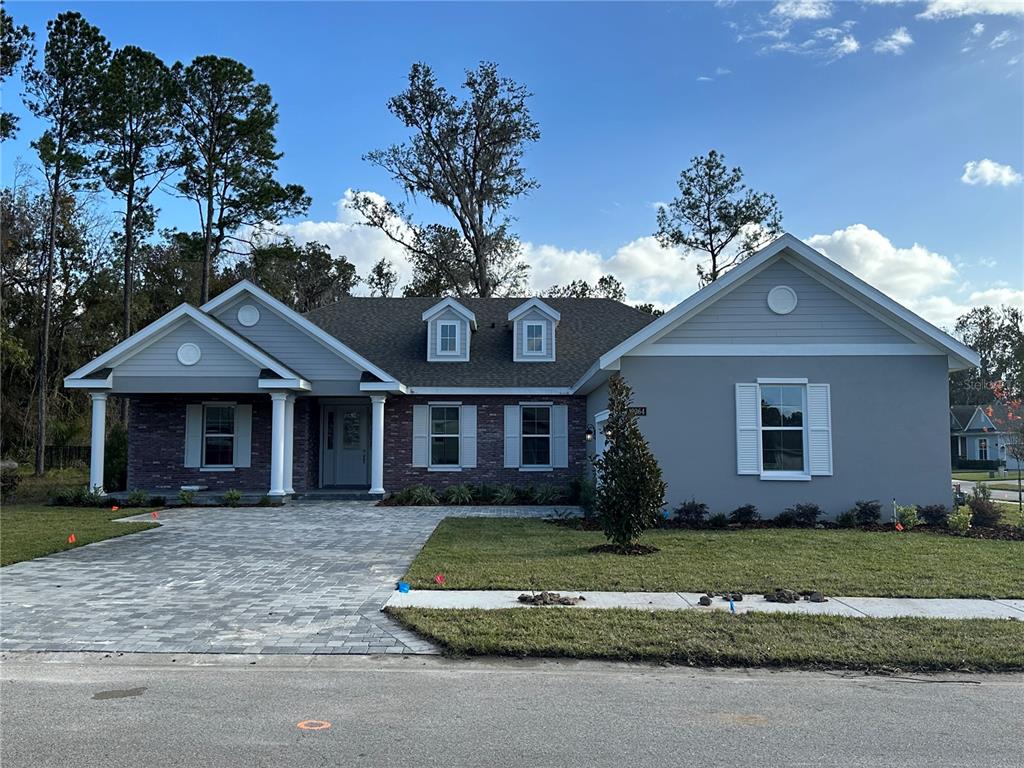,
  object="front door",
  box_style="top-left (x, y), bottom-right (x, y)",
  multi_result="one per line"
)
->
top-left (321, 404), bottom-right (369, 487)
